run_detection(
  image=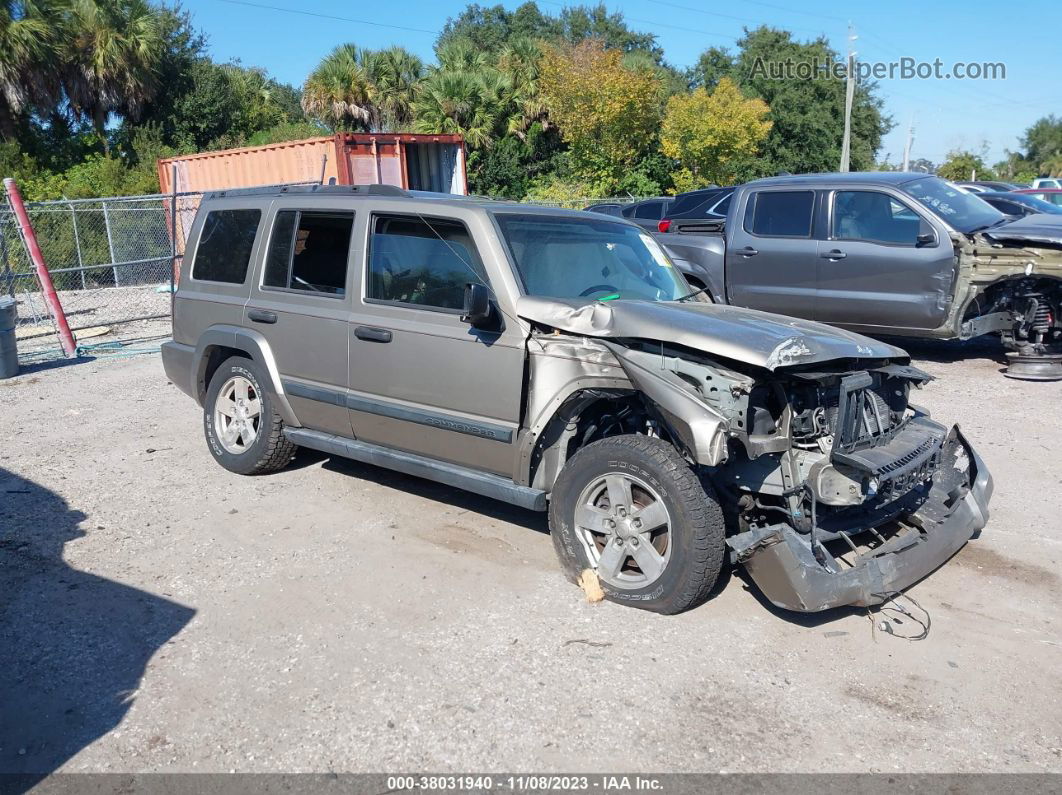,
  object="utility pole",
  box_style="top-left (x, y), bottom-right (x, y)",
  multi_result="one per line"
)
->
top-left (839, 23), bottom-right (857, 172)
top-left (901, 117), bottom-right (915, 172)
